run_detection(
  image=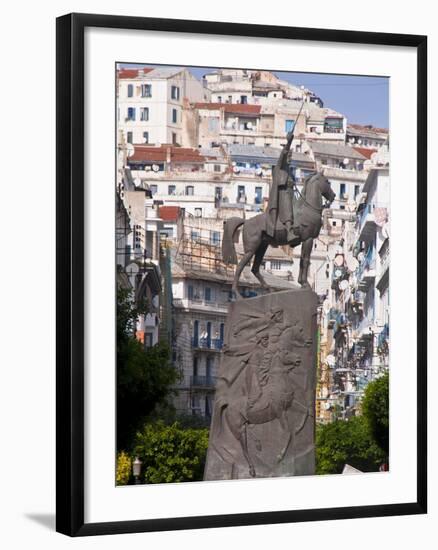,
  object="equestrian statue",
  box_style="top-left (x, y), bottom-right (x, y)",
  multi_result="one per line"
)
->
top-left (222, 128), bottom-right (336, 296)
